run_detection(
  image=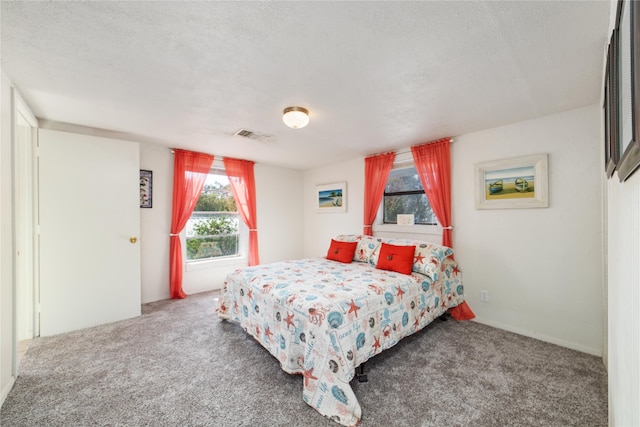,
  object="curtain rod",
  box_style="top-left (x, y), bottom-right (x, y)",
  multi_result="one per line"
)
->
top-left (394, 138), bottom-right (454, 156)
top-left (168, 149), bottom-right (255, 166)
top-left (171, 137), bottom-right (454, 159)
